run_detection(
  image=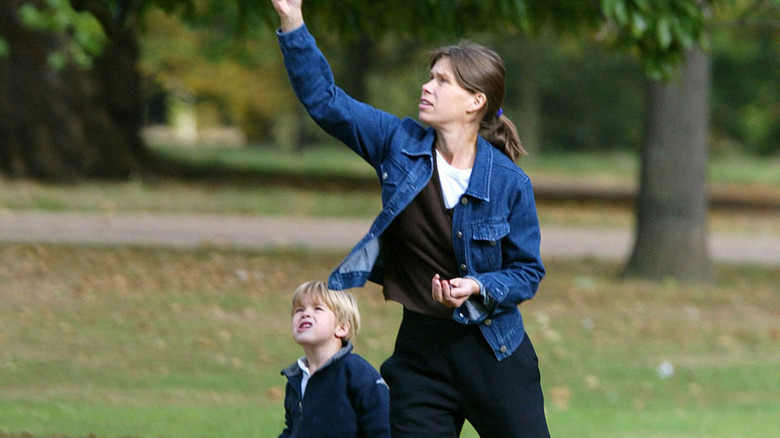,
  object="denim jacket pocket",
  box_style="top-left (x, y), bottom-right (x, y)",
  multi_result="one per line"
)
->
top-left (471, 221), bottom-right (510, 272)
top-left (378, 161), bottom-right (405, 204)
